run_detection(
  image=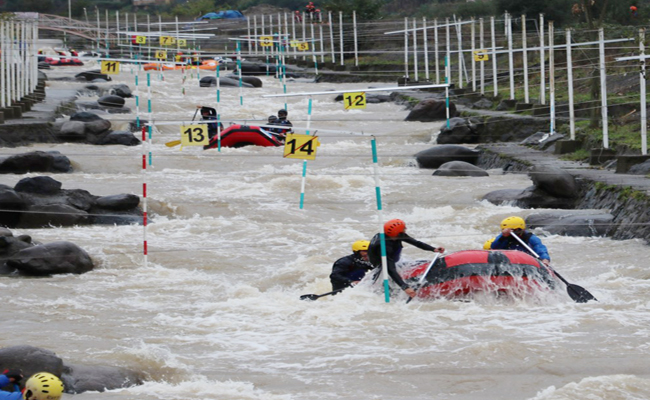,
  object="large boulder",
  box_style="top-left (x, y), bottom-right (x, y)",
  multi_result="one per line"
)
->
top-left (199, 76), bottom-right (253, 88)
top-left (0, 346), bottom-right (64, 379)
top-left (95, 194), bottom-right (140, 210)
top-left (437, 117), bottom-right (479, 144)
top-left (0, 151), bottom-right (71, 174)
top-left (108, 83), bottom-right (132, 98)
top-left (70, 111), bottom-right (105, 123)
top-left (19, 204), bottom-right (89, 228)
top-left (415, 145), bottom-right (480, 169)
top-left (61, 364), bottom-right (144, 394)
top-left (7, 241), bottom-right (94, 275)
top-left (528, 165), bottom-right (578, 198)
top-left (521, 132), bottom-right (566, 151)
top-left (58, 120), bottom-right (86, 140)
top-left (226, 74), bottom-right (263, 87)
top-left (432, 161), bottom-right (489, 177)
top-left (405, 99), bottom-right (456, 122)
top-left (14, 176), bottom-right (62, 195)
top-left (75, 70), bottom-right (111, 82)
top-left (629, 159), bottom-right (650, 175)
top-left (85, 119), bottom-right (112, 134)
top-left (482, 186), bottom-right (578, 209)
top-left (0, 233), bottom-right (33, 274)
top-left (0, 186), bottom-right (28, 227)
top-left (98, 95), bottom-right (126, 108)
top-left (95, 131), bottom-right (140, 146)
top-left (526, 211), bottom-right (614, 237)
